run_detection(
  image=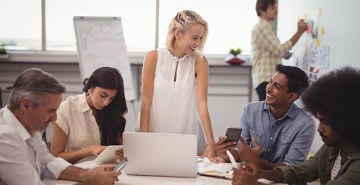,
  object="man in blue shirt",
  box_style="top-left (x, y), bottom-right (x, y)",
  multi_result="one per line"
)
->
top-left (232, 67), bottom-right (360, 185)
top-left (216, 64), bottom-right (315, 169)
